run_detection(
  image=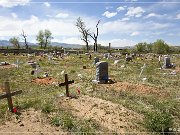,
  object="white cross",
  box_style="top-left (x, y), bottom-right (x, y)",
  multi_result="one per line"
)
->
top-left (139, 63), bottom-right (146, 78)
